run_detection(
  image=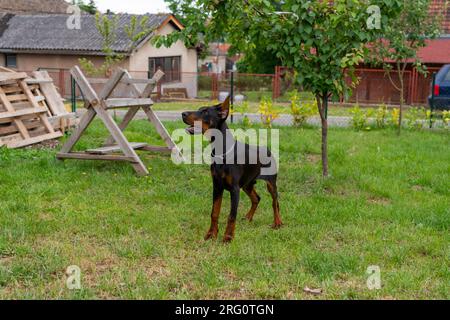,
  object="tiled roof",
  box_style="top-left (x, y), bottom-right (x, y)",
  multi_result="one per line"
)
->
top-left (418, 38), bottom-right (450, 64)
top-left (430, 0), bottom-right (450, 34)
top-left (0, 13), bottom-right (172, 54)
